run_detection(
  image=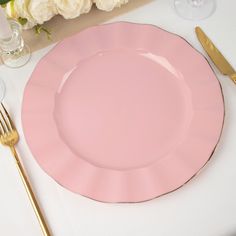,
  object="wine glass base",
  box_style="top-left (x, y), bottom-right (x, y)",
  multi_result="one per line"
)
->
top-left (0, 78), bottom-right (6, 102)
top-left (1, 44), bottom-right (31, 68)
top-left (174, 0), bottom-right (216, 20)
